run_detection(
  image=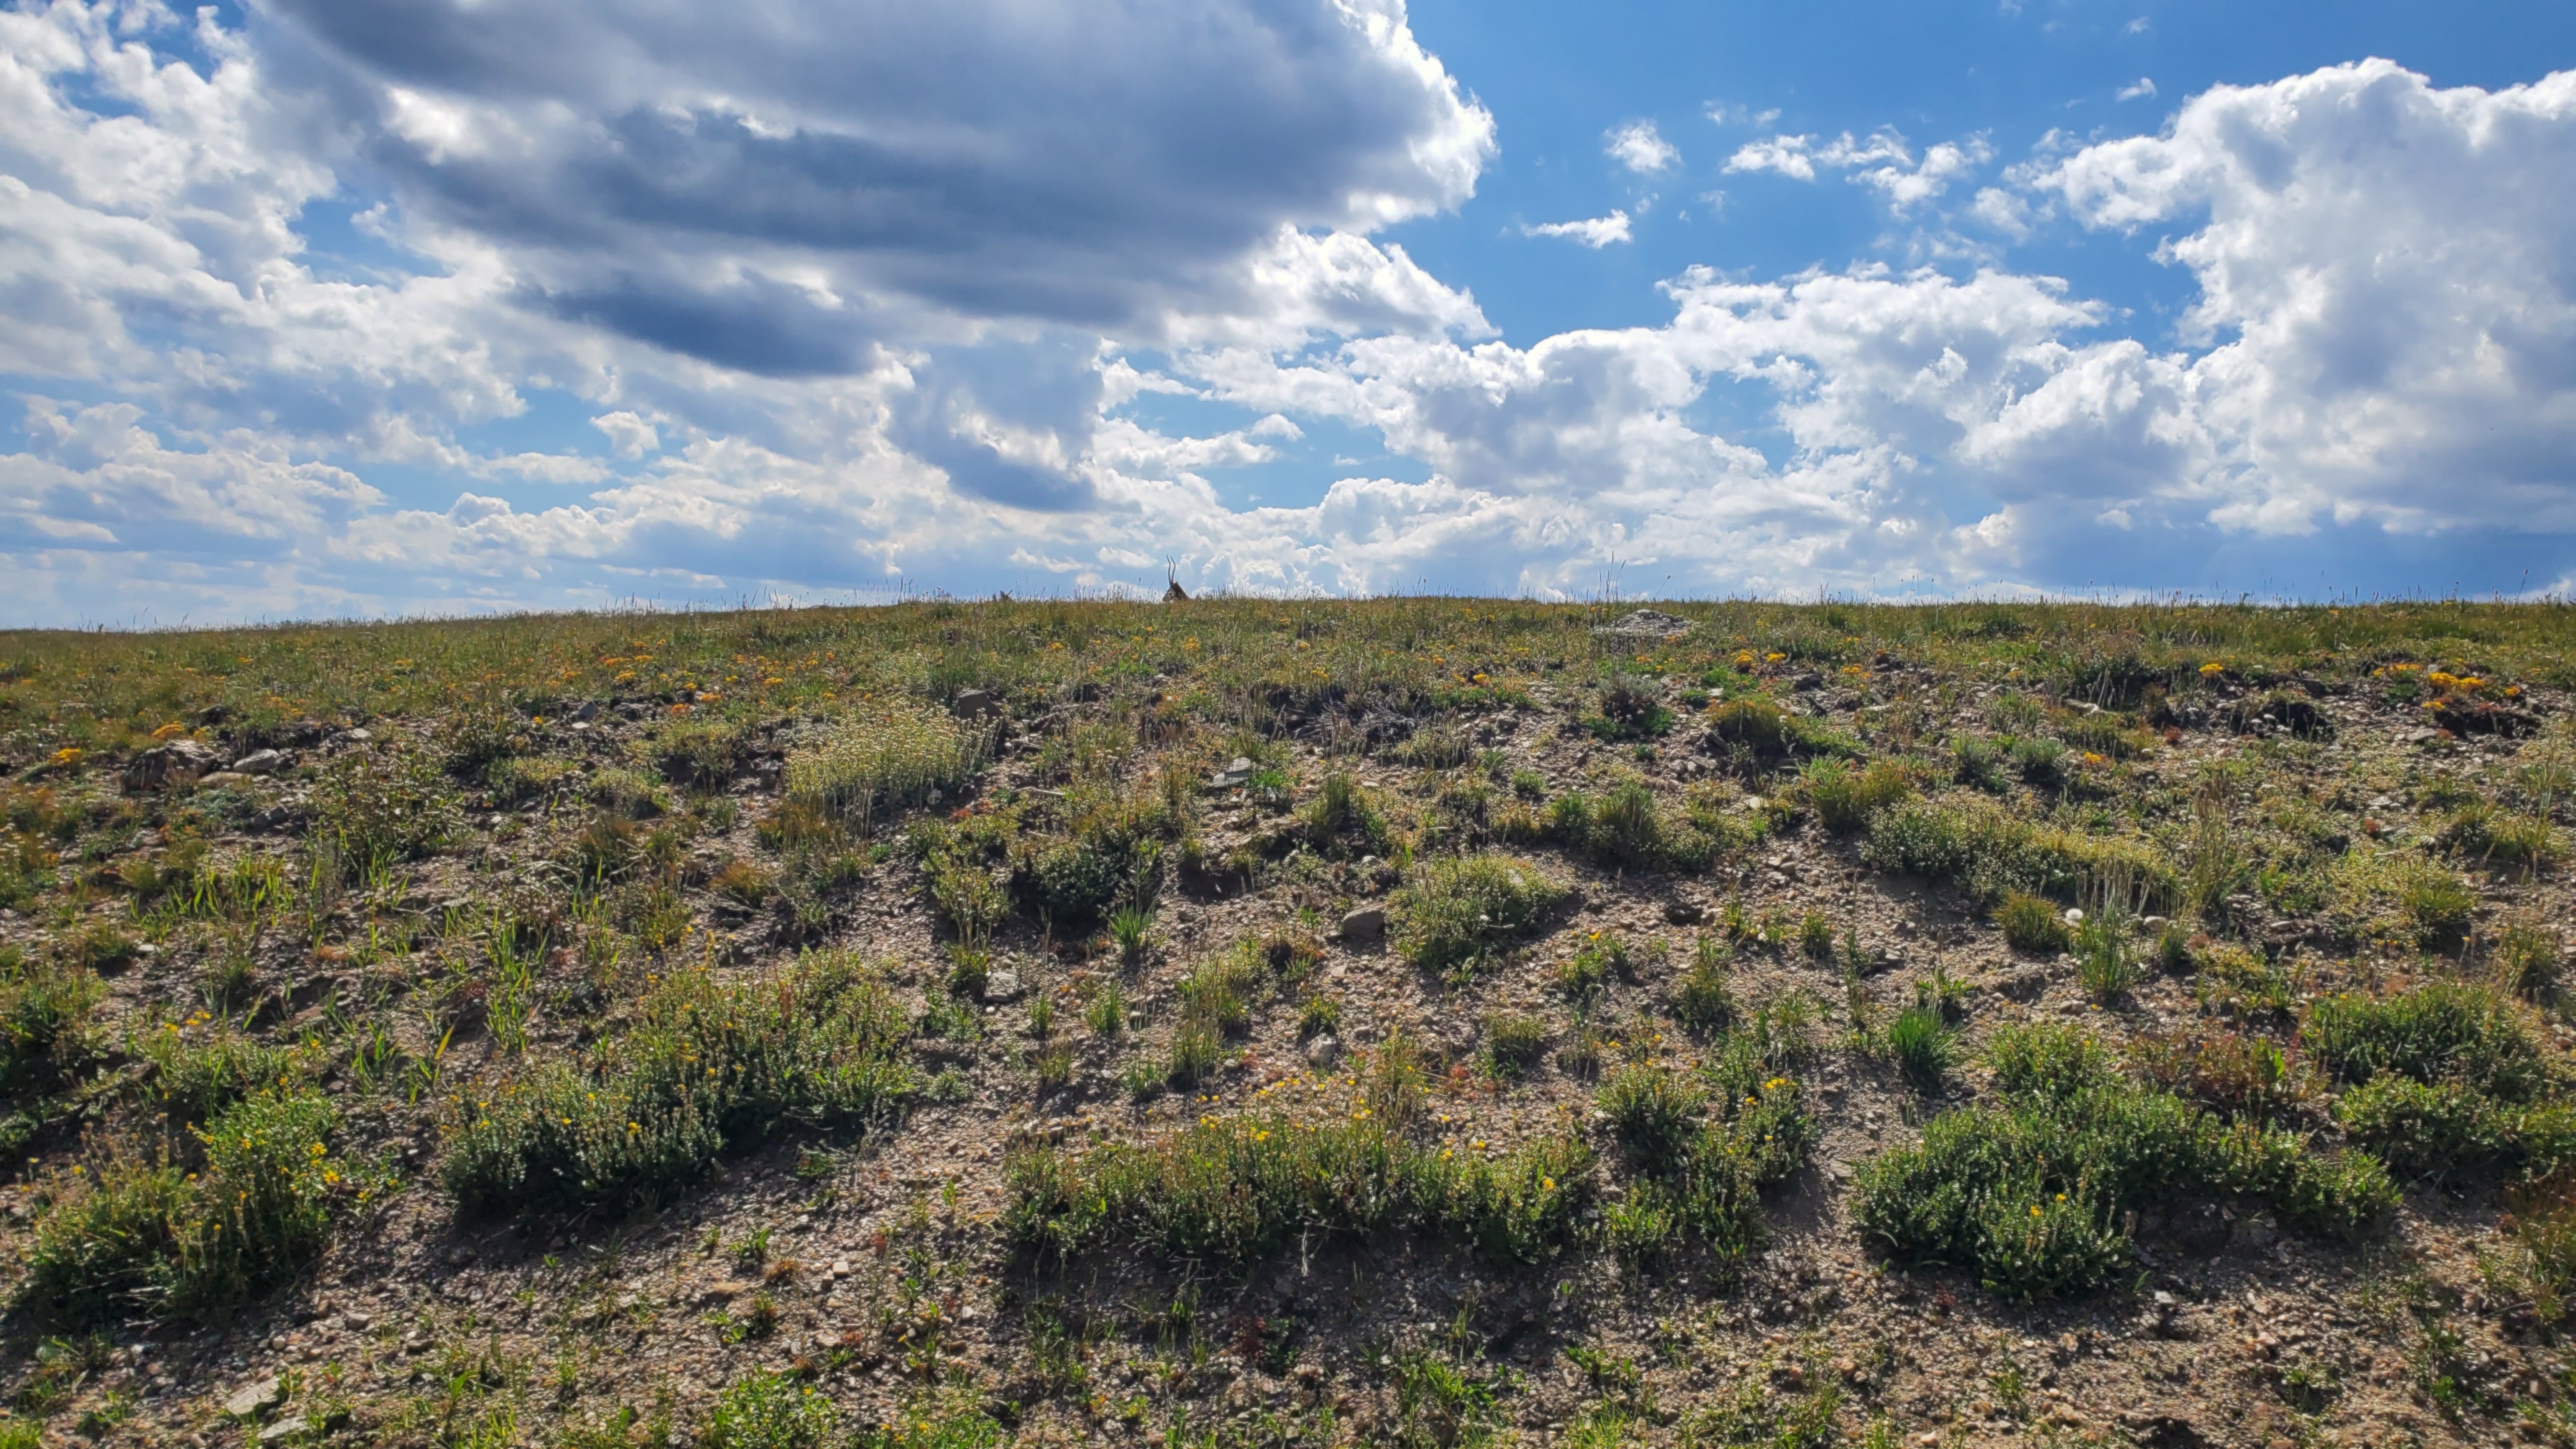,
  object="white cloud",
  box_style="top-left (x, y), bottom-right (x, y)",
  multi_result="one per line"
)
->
top-left (1726, 130), bottom-right (1990, 210)
top-left (2117, 77), bottom-right (2158, 102)
top-left (1520, 212), bottom-right (1634, 248)
top-left (590, 411), bottom-right (662, 459)
top-left (1605, 120), bottom-right (1680, 174)
top-left (1704, 102), bottom-right (1782, 128)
